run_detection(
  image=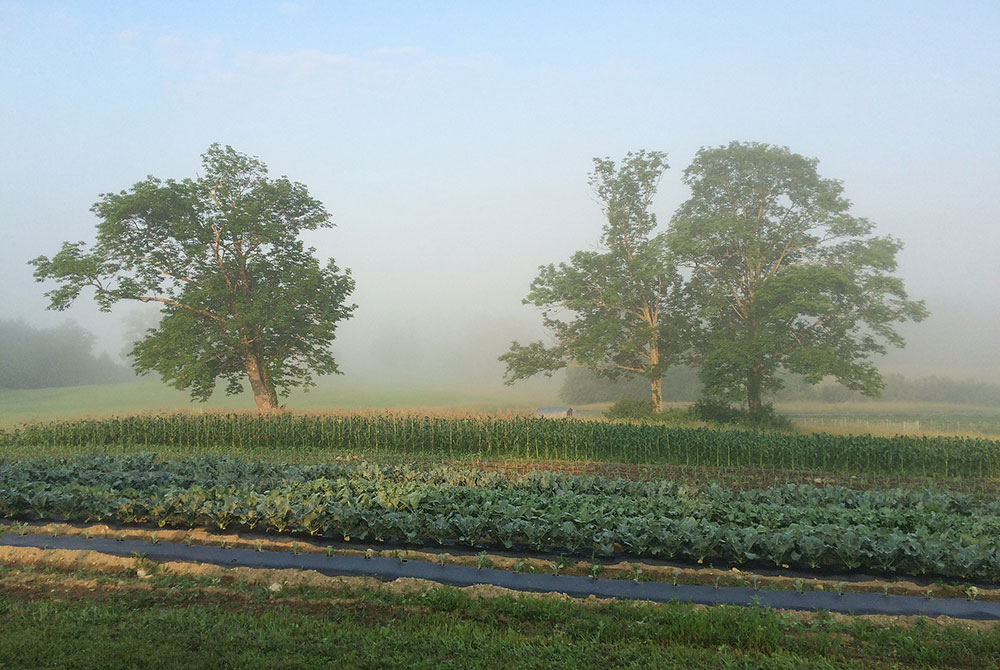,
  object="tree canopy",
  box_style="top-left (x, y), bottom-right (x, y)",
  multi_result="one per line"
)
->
top-left (668, 141), bottom-right (927, 414)
top-left (500, 151), bottom-right (695, 411)
top-left (30, 144), bottom-right (356, 411)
